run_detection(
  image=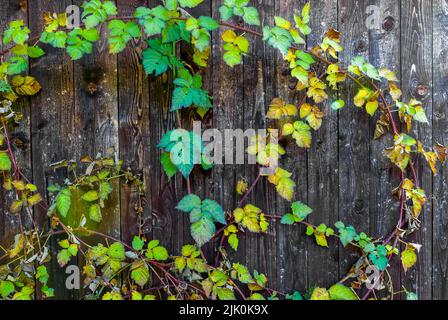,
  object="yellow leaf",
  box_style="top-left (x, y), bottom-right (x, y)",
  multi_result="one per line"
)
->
top-left (379, 67), bottom-right (398, 82)
top-left (424, 151), bottom-right (438, 175)
top-left (292, 121), bottom-right (312, 148)
top-left (389, 82), bottom-right (402, 101)
top-left (401, 246), bottom-right (417, 272)
top-left (10, 200), bottom-right (23, 213)
top-left (306, 106), bottom-right (324, 131)
top-left (299, 103), bottom-right (312, 119)
top-left (12, 76), bottom-right (41, 96)
top-left (222, 30), bottom-right (237, 43)
top-left (354, 88), bottom-right (372, 107)
top-left (236, 178), bottom-right (248, 195)
top-left (234, 36), bottom-right (249, 53)
top-left (282, 123), bottom-right (294, 136)
top-left (310, 287), bottom-right (330, 300)
top-left (314, 232), bottom-right (328, 247)
top-left (366, 100), bottom-right (379, 116)
top-left (267, 98), bottom-right (297, 119)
